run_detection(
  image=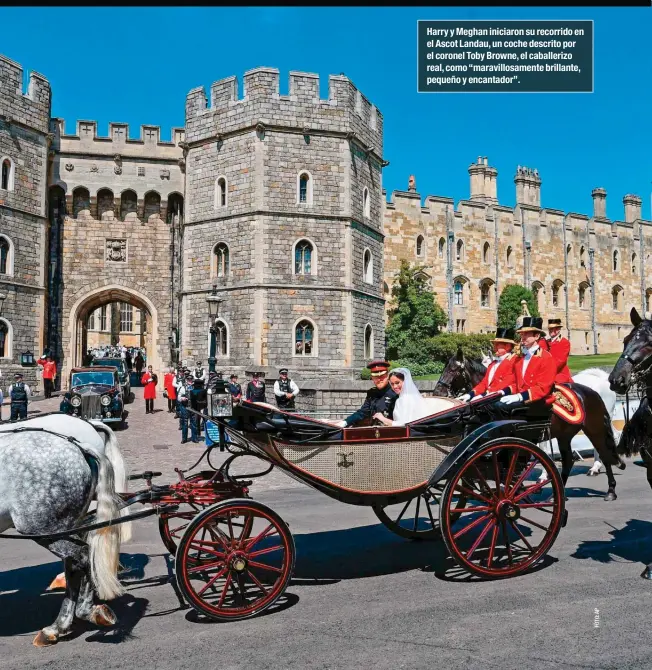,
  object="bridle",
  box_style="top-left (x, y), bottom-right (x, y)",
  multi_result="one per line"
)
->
top-left (435, 361), bottom-right (474, 397)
